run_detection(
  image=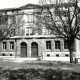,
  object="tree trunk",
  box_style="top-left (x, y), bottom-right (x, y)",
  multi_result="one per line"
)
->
top-left (69, 48), bottom-right (74, 63)
top-left (69, 39), bottom-right (75, 63)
